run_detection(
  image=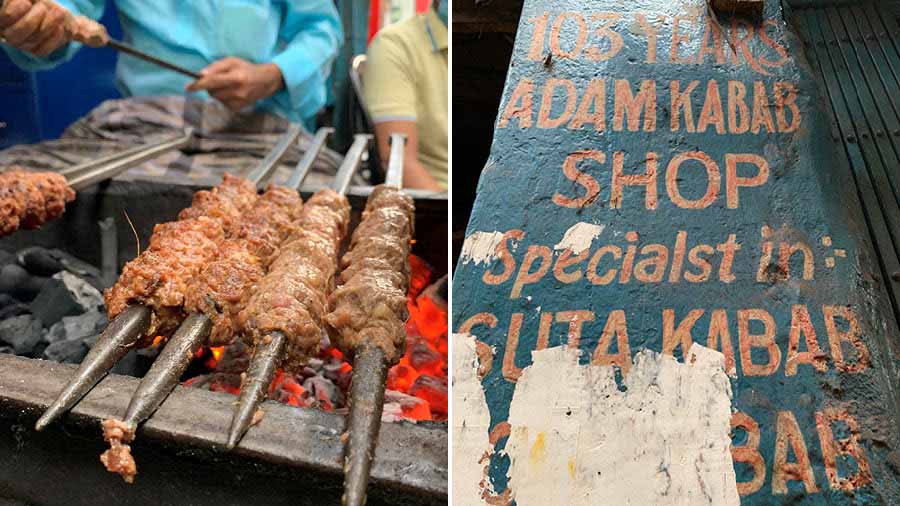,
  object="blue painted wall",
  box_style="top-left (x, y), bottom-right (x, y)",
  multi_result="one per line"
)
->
top-left (453, 0), bottom-right (900, 503)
